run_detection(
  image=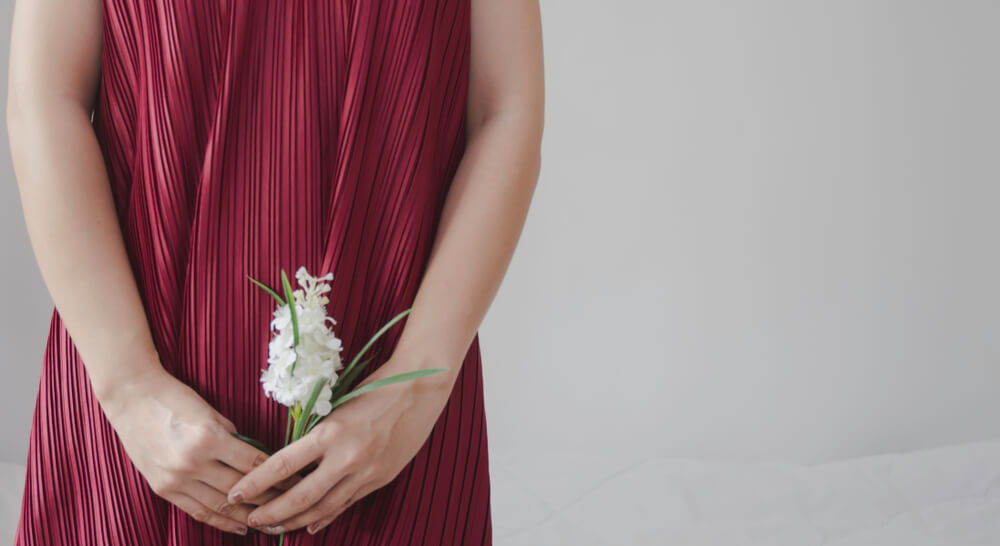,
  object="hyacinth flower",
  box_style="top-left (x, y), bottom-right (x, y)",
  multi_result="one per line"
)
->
top-left (232, 266), bottom-right (446, 543)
